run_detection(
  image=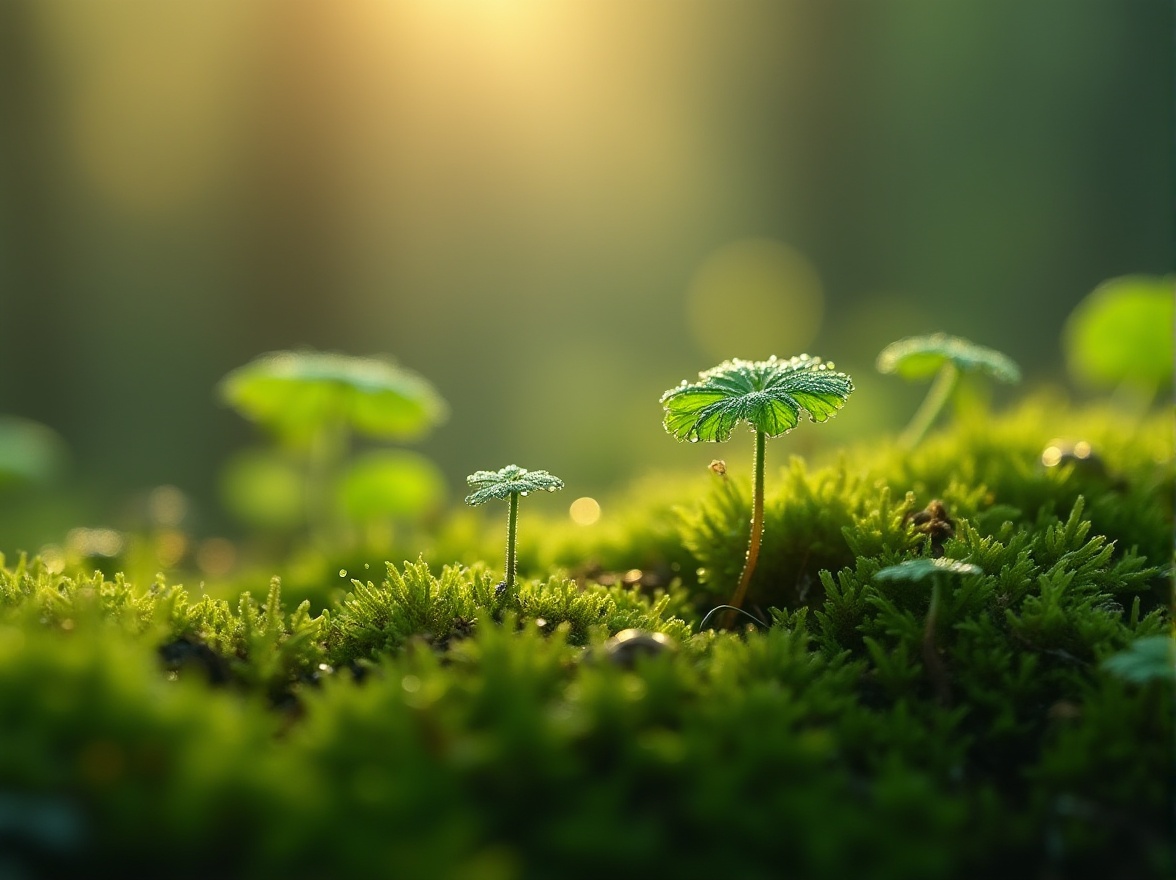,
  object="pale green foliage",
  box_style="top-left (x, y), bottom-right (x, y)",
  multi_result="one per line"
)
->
top-left (876, 333), bottom-right (1021, 384)
top-left (464, 464), bottom-right (565, 505)
top-left (875, 558), bottom-right (983, 583)
top-left (1101, 635), bottom-right (1175, 684)
top-left (219, 350), bottom-right (448, 442)
top-left (1063, 275), bottom-right (1175, 392)
top-left (660, 354), bottom-right (854, 442)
